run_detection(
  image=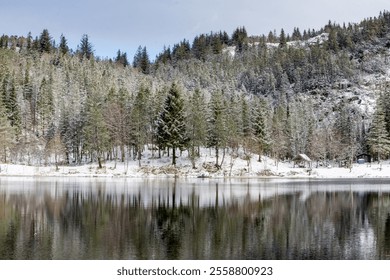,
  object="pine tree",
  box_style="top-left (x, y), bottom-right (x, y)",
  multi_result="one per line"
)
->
top-left (78, 34), bottom-right (94, 60)
top-left (157, 83), bottom-right (187, 165)
top-left (104, 87), bottom-right (128, 163)
top-left (327, 28), bottom-right (339, 52)
top-left (279, 29), bottom-right (287, 48)
top-left (84, 82), bottom-right (109, 168)
top-left (130, 84), bottom-right (150, 165)
top-left (115, 49), bottom-right (129, 67)
top-left (172, 40), bottom-right (191, 61)
top-left (252, 98), bottom-right (270, 161)
top-left (59, 34), bottom-right (69, 55)
top-left (187, 88), bottom-right (207, 167)
top-left (367, 96), bottom-right (390, 162)
top-left (26, 32), bottom-right (32, 51)
top-left (133, 46), bottom-right (150, 74)
top-left (149, 87), bottom-right (167, 158)
top-left (232, 26), bottom-right (248, 52)
top-left (333, 102), bottom-right (358, 166)
top-left (381, 84), bottom-right (390, 136)
top-left (140, 47), bottom-right (150, 74)
top-left (241, 96), bottom-right (251, 138)
top-left (270, 93), bottom-right (289, 163)
top-left (22, 66), bottom-right (36, 132)
top-left (192, 34), bottom-right (208, 61)
top-left (0, 100), bottom-right (15, 162)
top-left (207, 90), bottom-right (227, 168)
top-left (4, 77), bottom-right (21, 135)
top-left (37, 76), bottom-right (54, 136)
top-left (32, 36), bottom-right (39, 51)
top-left (39, 29), bottom-right (52, 53)
top-left (133, 46), bottom-right (142, 68)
